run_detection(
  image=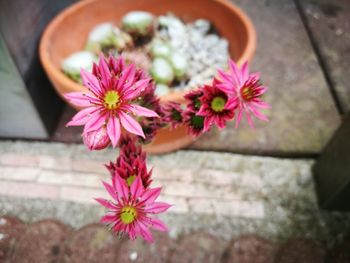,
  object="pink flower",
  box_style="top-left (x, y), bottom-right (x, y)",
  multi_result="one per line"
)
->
top-left (183, 110), bottom-right (205, 137)
top-left (106, 135), bottom-right (152, 188)
top-left (134, 83), bottom-right (165, 143)
top-left (184, 89), bottom-right (203, 112)
top-left (217, 59), bottom-right (270, 128)
top-left (162, 102), bottom-right (184, 129)
top-left (95, 174), bottom-right (171, 243)
top-left (64, 55), bottom-right (158, 149)
top-left (182, 89), bottom-right (205, 136)
top-left (83, 126), bottom-right (110, 150)
top-left (197, 78), bottom-right (235, 132)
